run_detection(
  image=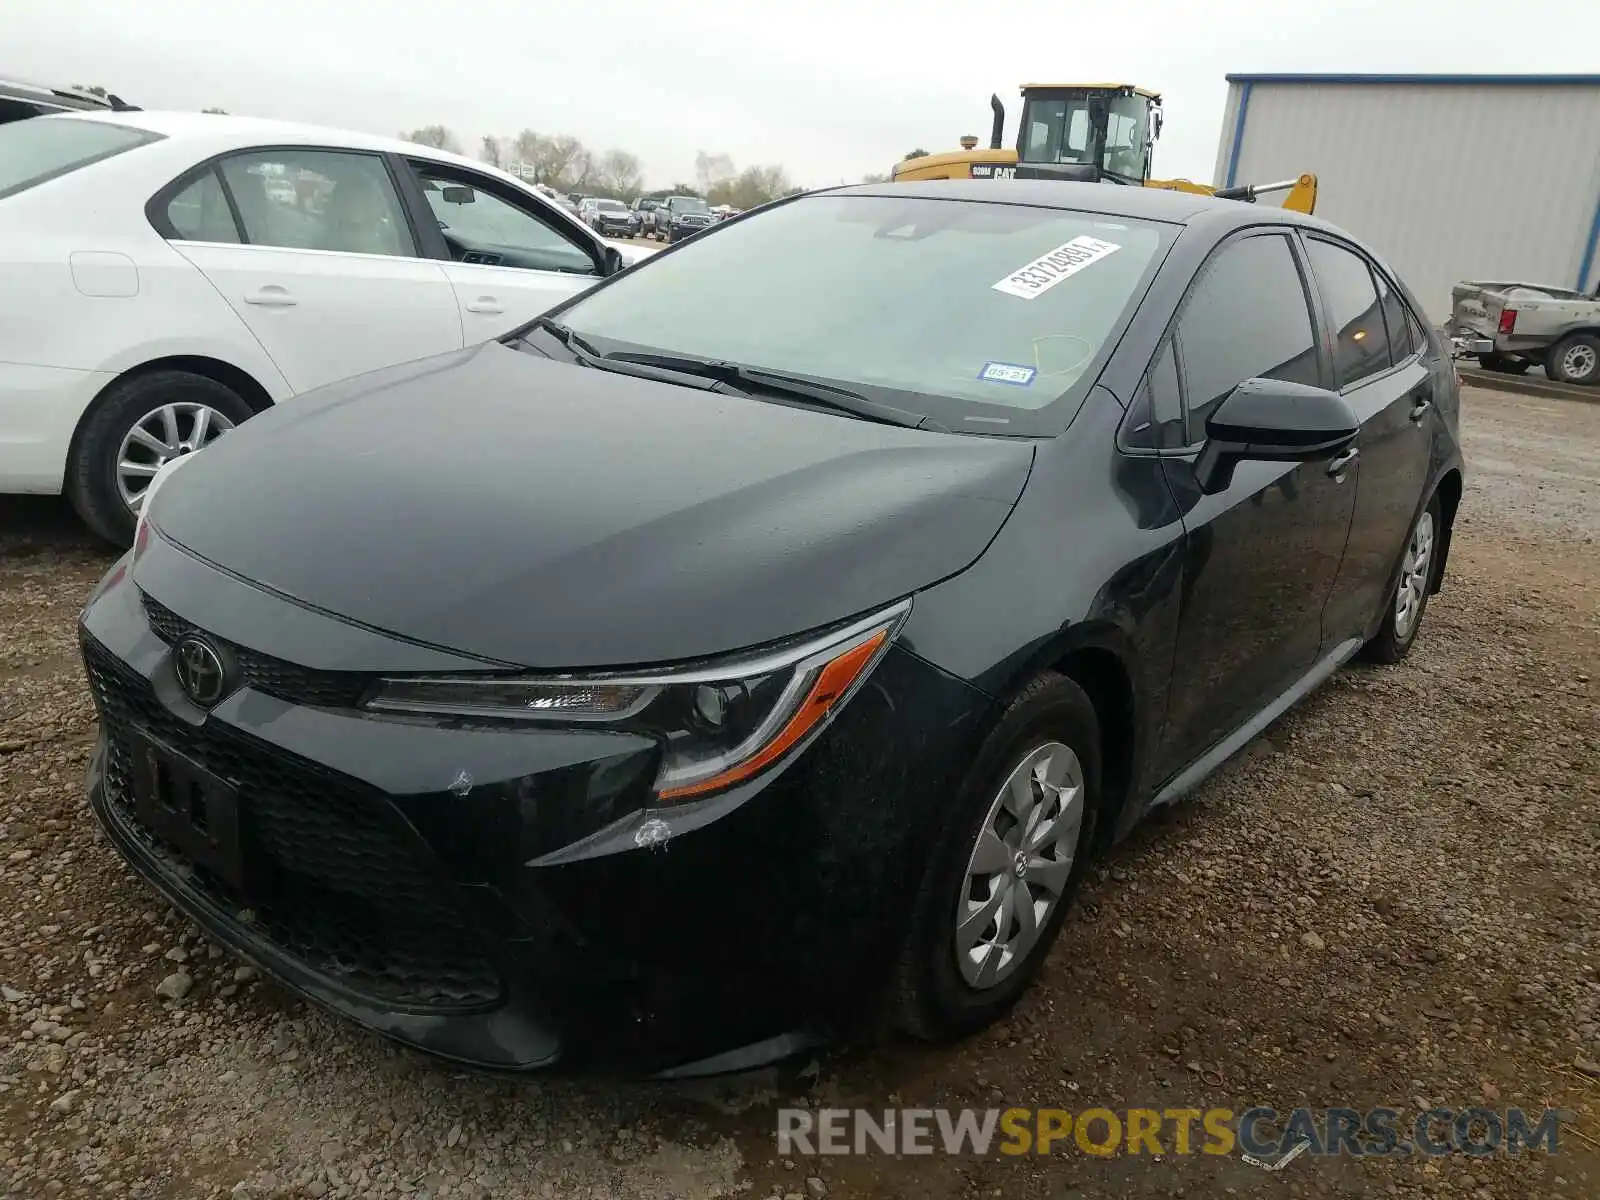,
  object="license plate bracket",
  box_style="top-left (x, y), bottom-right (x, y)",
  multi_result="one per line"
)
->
top-left (126, 728), bottom-right (248, 892)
